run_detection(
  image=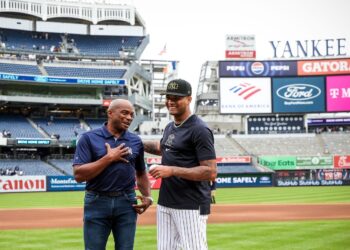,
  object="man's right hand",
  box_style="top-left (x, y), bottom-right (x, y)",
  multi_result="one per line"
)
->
top-left (105, 143), bottom-right (129, 163)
